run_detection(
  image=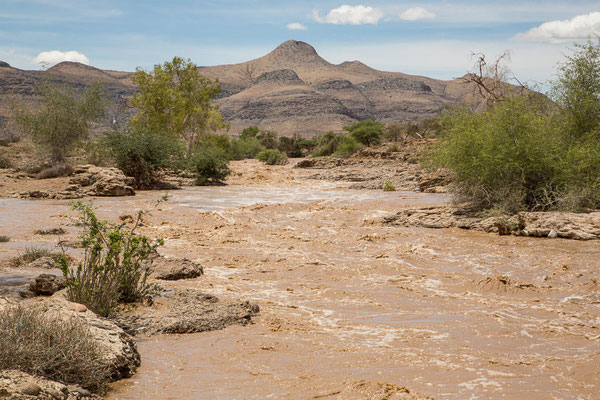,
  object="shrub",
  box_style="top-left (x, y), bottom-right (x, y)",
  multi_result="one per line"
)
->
top-left (14, 82), bottom-right (105, 163)
top-left (0, 153), bottom-right (11, 169)
top-left (334, 135), bottom-right (362, 158)
top-left (0, 305), bottom-right (110, 392)
top-left (383, 181), bottom-right (396, 192)
top-left (344, 120), bottom-right (384, 146)
top-left (240, 126), bottom-right (260, 140)
top-left (256, 149), bottom-right (288, 165)
top-left (278, 134), bottom-right (303, 157)
top-left (35, 163), bottom-right (73, 179)
top-left (188, 146), bottom-right (231, 184)
top-left (312, 131), bottom-right (344, 157)
top-left (257, 129), bottom-right (279, 149)
top-left (0, 133), bottom-right (20, 147)
top-left (231, 137), bottom-right (265, 160)
top-left (427, 94), bottom-right (600, 212)
top-left (9, 246), bottom-right (63, 268)
top-left (197, 133), bottom-right (232, 156)
top-left (35, 228), bottom-right (66, 235)
top-left (103, 128), bottom-right (185, 188)
top-left (58, 202), bottom-right (162, 317)
top-left (298, 139), bottom-right (316, 152)
top-left (0, 235), bottom-right (9, 242)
